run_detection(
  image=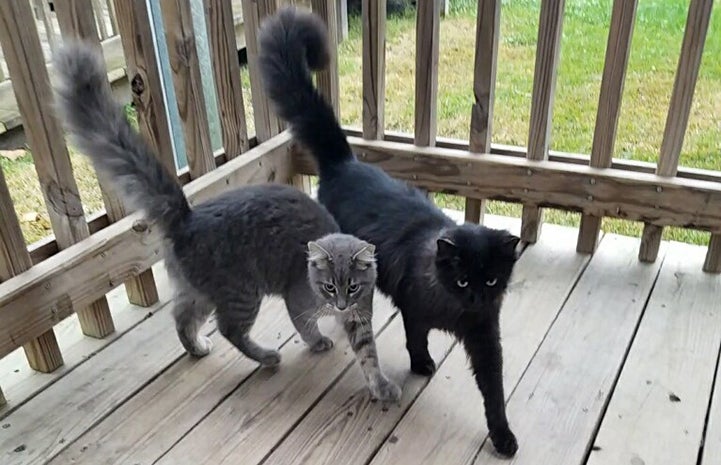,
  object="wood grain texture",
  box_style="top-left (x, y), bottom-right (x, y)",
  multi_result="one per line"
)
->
top-left (475, 235), bottom-right (664, 464)
top-left (241, 0), bottom-right (283, 141)
top-left (465, 0), bottom-right (501, 225)
top-left (311, 0), bottom-right (341, 117)
top-left (49, 298), bottom-right (293, 465)
top-left (361, 0), bottom-right (386, 140)
top-left (55, 0), bottom-right (159, 308)
top-left (1, 166), bottom-right (64, 374)
top-left (702, 338), bottom-right (721, 465)
top-left (0, 303), bottom-right (182, 465)
top-left (521, 0), bottom-right (565, 243)
top-left (640, 0), bottom-right (714, 262)
top-left (587, 242), bottom-right (721, 465)
top-left (0, 263), bottom-right (169, 419)
top-left (703, 234), bottom-right (721, 273)
top-left (294, 138), bottom-right (721, 233)
top-left (577, 0), bottom-right (637, 254)
top-left (370, 224), bottom-right (590, 465)
top-left (155, 297), bottom-right (397, 465)
top-left (160, 0), bottom-right (216, 179)
top-left (114, 0), bottom-right (177, 175)
top-left (263, 317), bottom-right (455, 465)
top-left (0, 0), bottom-right (114, 340)
top-left (0, 133), bottom-right (292, 360)
top-left (413, 0), bottom-right (440, 147)
top-left (205, 0), bottom-right (250, 159)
